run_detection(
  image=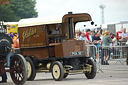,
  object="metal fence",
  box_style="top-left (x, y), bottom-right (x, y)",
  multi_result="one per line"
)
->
top-left (86, 43), bottom-right (128, 72)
